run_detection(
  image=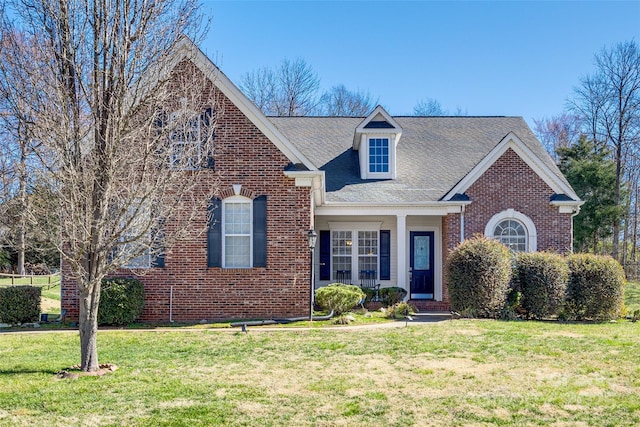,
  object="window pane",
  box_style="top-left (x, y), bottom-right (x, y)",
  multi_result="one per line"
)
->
top-left (358, 231), bottom-right (378, 277)
top-left (369, 138), bottom-right (389, 173)
top-left (494, 219), bottom-right (527, 252)
top-left (332, 231), bottom-right (352, 281)
top-left (225, 236), bottom-right (251, 267)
